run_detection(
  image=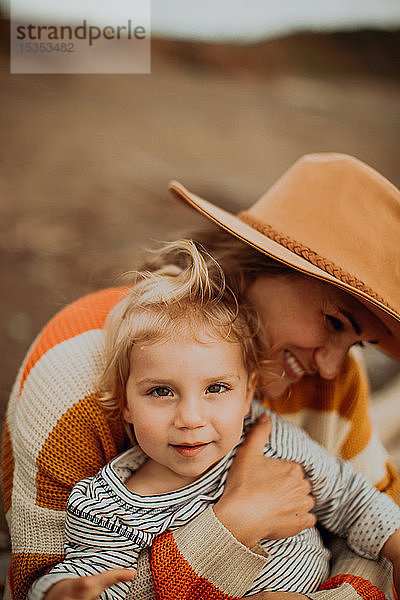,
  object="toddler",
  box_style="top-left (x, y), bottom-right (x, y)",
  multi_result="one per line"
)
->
top-left (28, 240), bottom-right (400, 600)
